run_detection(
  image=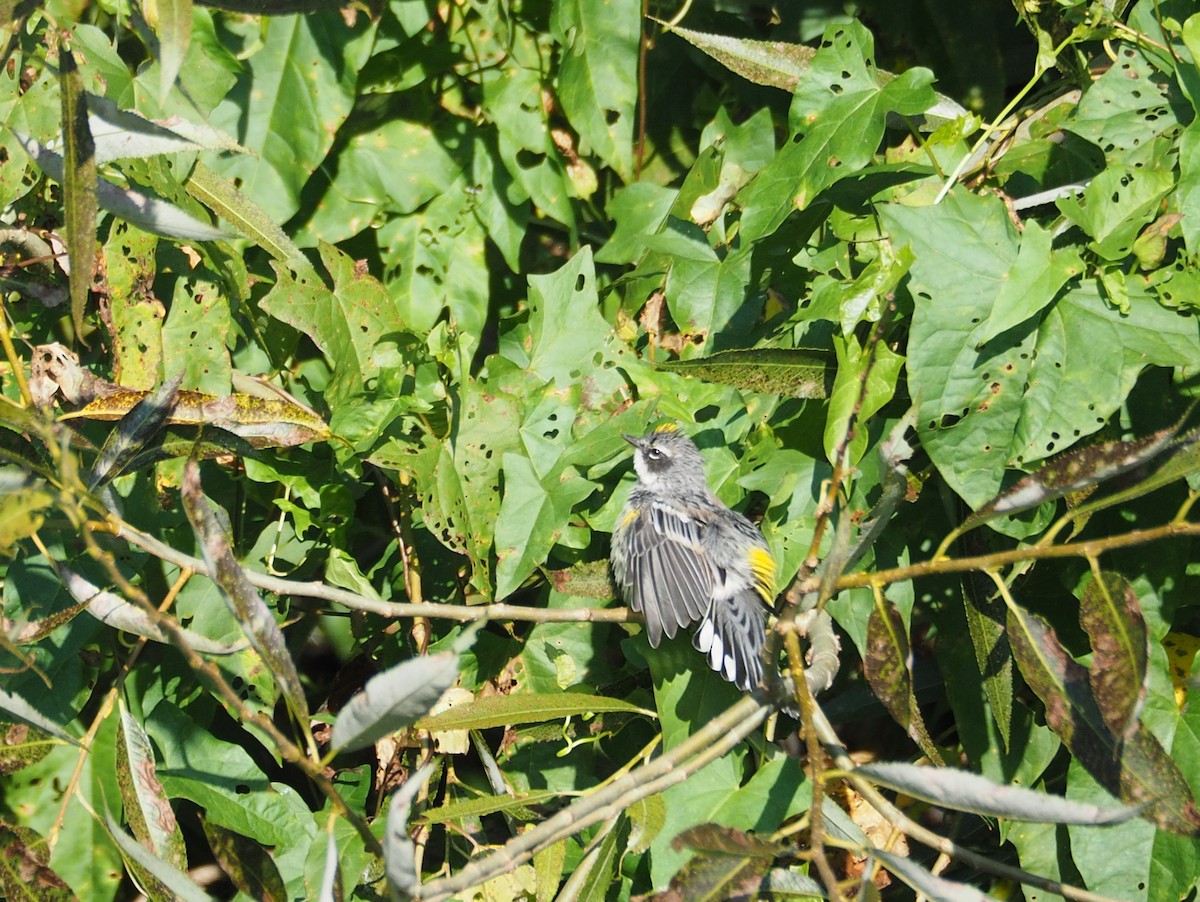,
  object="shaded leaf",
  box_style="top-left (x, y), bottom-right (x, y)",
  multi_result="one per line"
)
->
top-left (1077, 571), bottom-right (1147, 740)
top-left (0, 822), bottom-right (73, 900)
top-left (201, 817), bottom-right (288, 902)
top-left (960, 572), bottom-right (1012, 751)
top-left (0, 690), bottom-right (80, 747)
top-left (419, 790), bottom-right (559, 825)
top-left (59, 47), bottom-right (96, 338)
top-left (181, 461), bottom-right (309, 723)
top-left (864, 601), bottom-right (943, 765)
top-left (1007, 603), bottom-right (1200, 835)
